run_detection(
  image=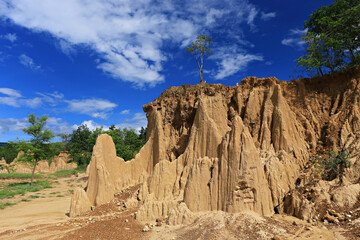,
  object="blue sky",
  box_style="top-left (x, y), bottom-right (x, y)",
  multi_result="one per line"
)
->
top-left (0, 0), bottom-right (333, 142)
